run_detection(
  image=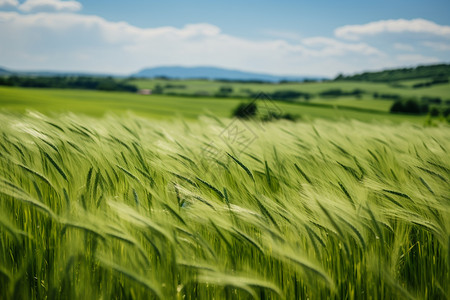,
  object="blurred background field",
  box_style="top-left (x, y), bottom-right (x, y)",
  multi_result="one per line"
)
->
top-left (1, 64), bottom-right (450, 123)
